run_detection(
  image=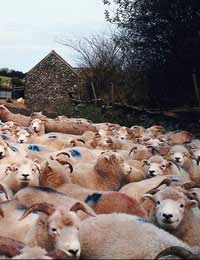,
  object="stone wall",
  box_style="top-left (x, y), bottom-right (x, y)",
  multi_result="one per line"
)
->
top-left (25, 51), bottom-right (88, 113)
